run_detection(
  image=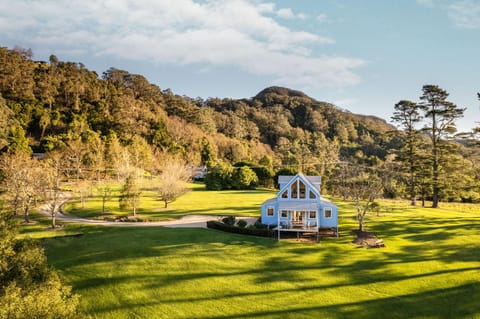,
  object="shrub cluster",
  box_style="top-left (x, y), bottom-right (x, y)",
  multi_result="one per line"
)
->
top-left (103, 215), bottom-right (147, 222)
top-left (204, 162), bottom-right (259, 190)
top-left (206, 220), bottom-right (274, 237)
